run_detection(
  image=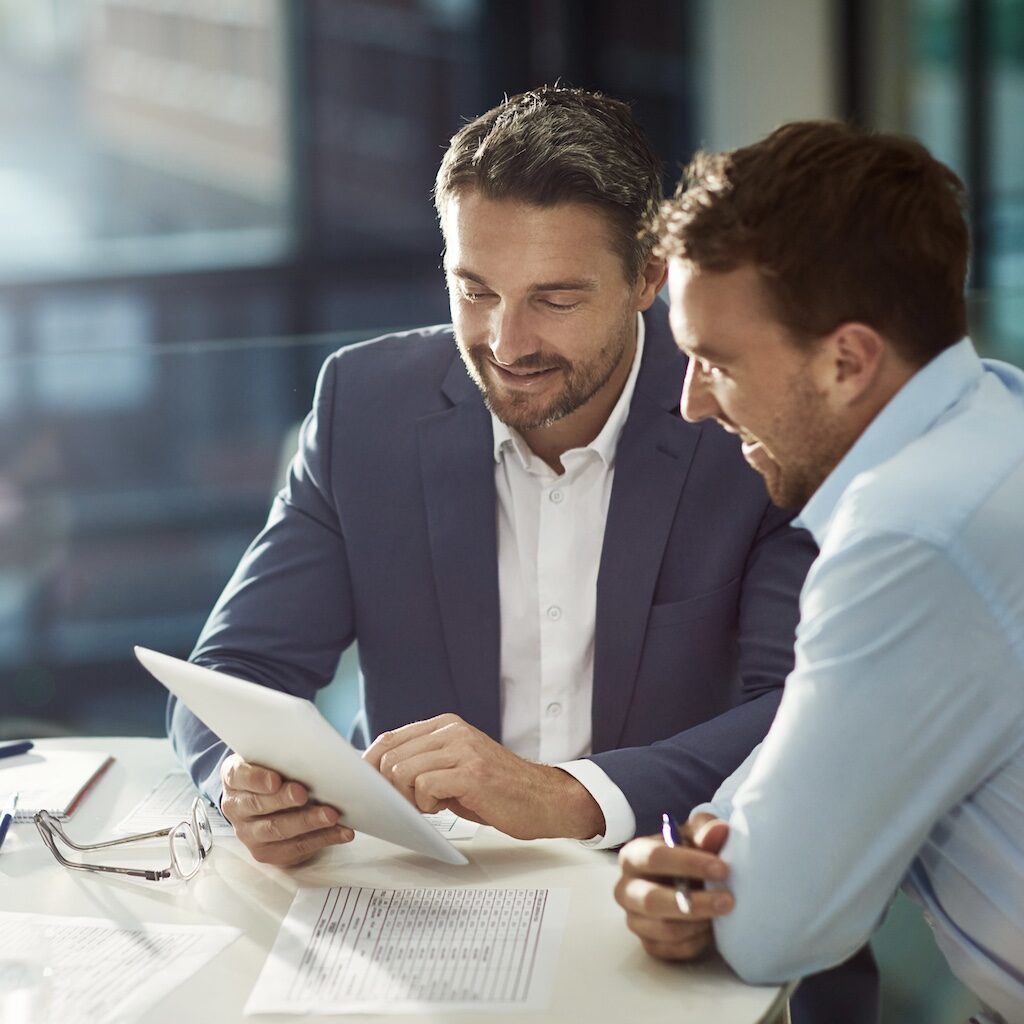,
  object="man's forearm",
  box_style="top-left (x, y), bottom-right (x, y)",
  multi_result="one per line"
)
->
top-left (167, 695), bottom-right (231, 805)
